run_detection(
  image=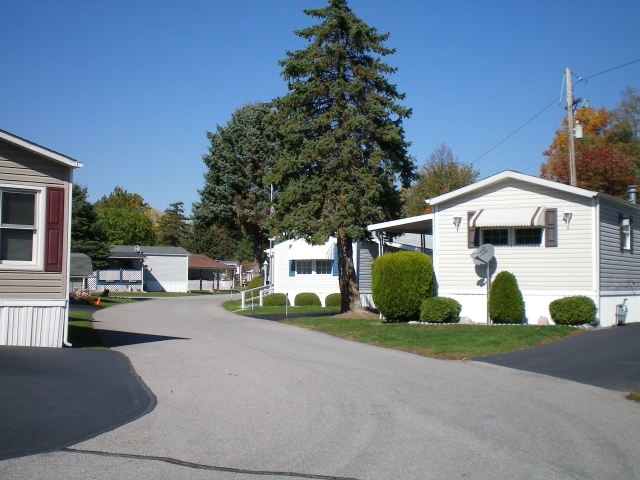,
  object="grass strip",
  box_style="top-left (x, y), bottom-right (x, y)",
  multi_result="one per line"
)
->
top-left (626, 389), bottom-right (640, 403)
top-left (222, 300), bottom-right (340, 316)
top-left (68, 310), bottom-right (109, 349)
top-left (281, 317), bottom-right (581, 359)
